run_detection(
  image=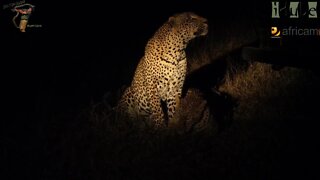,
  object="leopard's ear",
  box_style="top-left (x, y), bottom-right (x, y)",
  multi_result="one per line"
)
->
top-left (168, 16), bottom-right (176, 27)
